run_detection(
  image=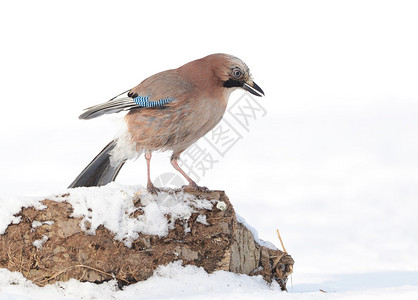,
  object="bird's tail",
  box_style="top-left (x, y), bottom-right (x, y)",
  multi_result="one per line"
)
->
top-left (68, 141), bottom-right (125, 188)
